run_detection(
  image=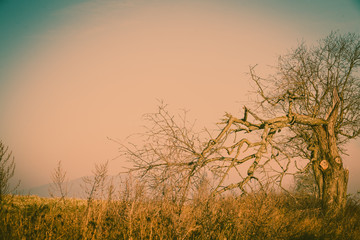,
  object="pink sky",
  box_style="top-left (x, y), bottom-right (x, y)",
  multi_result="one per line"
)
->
top-left (0, 0), bottom-right (359, 193)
